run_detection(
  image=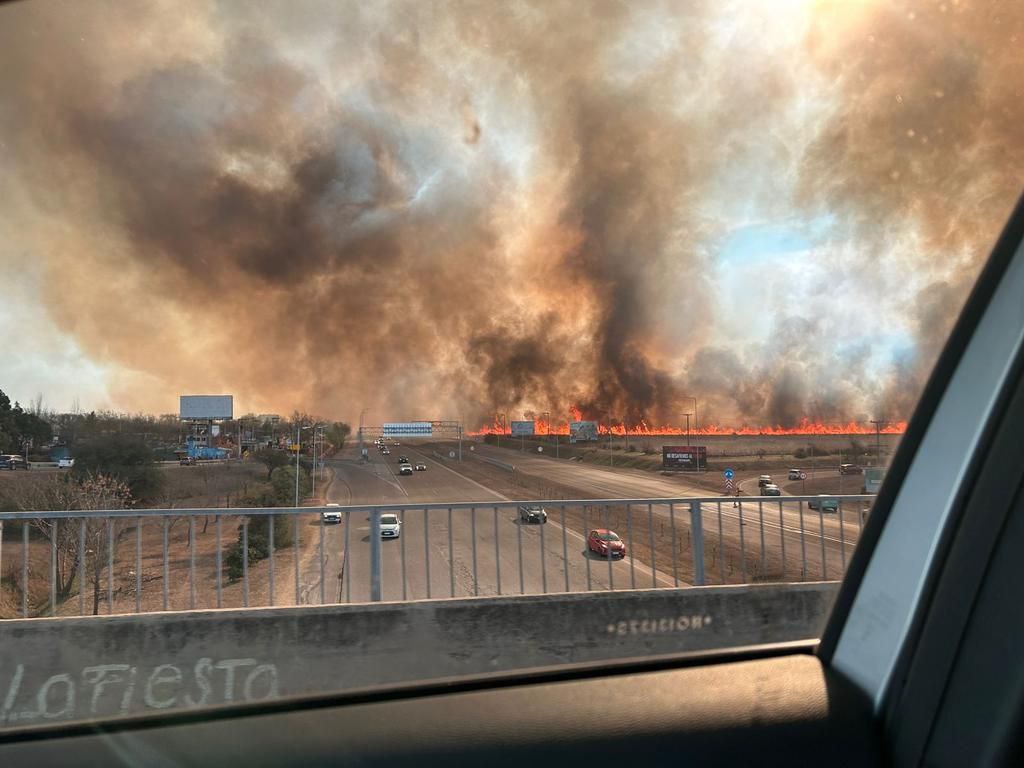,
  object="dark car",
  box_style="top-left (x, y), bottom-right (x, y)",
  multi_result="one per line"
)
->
top-left (762, 483), bottom-right (782, 496)
top-left (2, 455), bottom-right (28, 470)
top-left (518, 504), bottom-right (547, 524)
top-left (839, 463), bottom-right (862, 475)
top-left (587, 529), bottom-right (625, 558)
top-left (414, 463), bottom-right (427, 471)
top-left (179, 457), bottom-right (197, 466)
top-left (397, 456), bottom-right (409, 464)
